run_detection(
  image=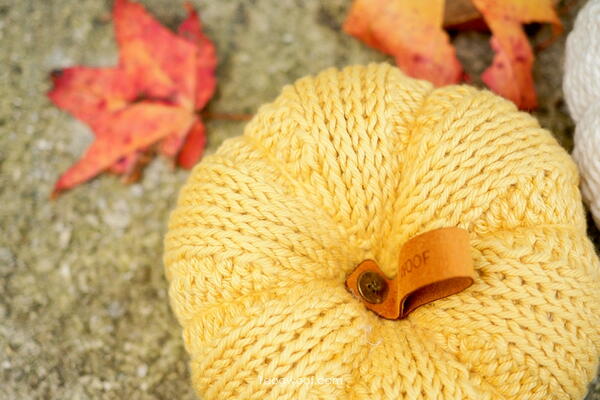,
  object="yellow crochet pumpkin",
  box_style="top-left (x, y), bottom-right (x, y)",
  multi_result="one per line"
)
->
top-left (164, 64), bottom-right (600, 400)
